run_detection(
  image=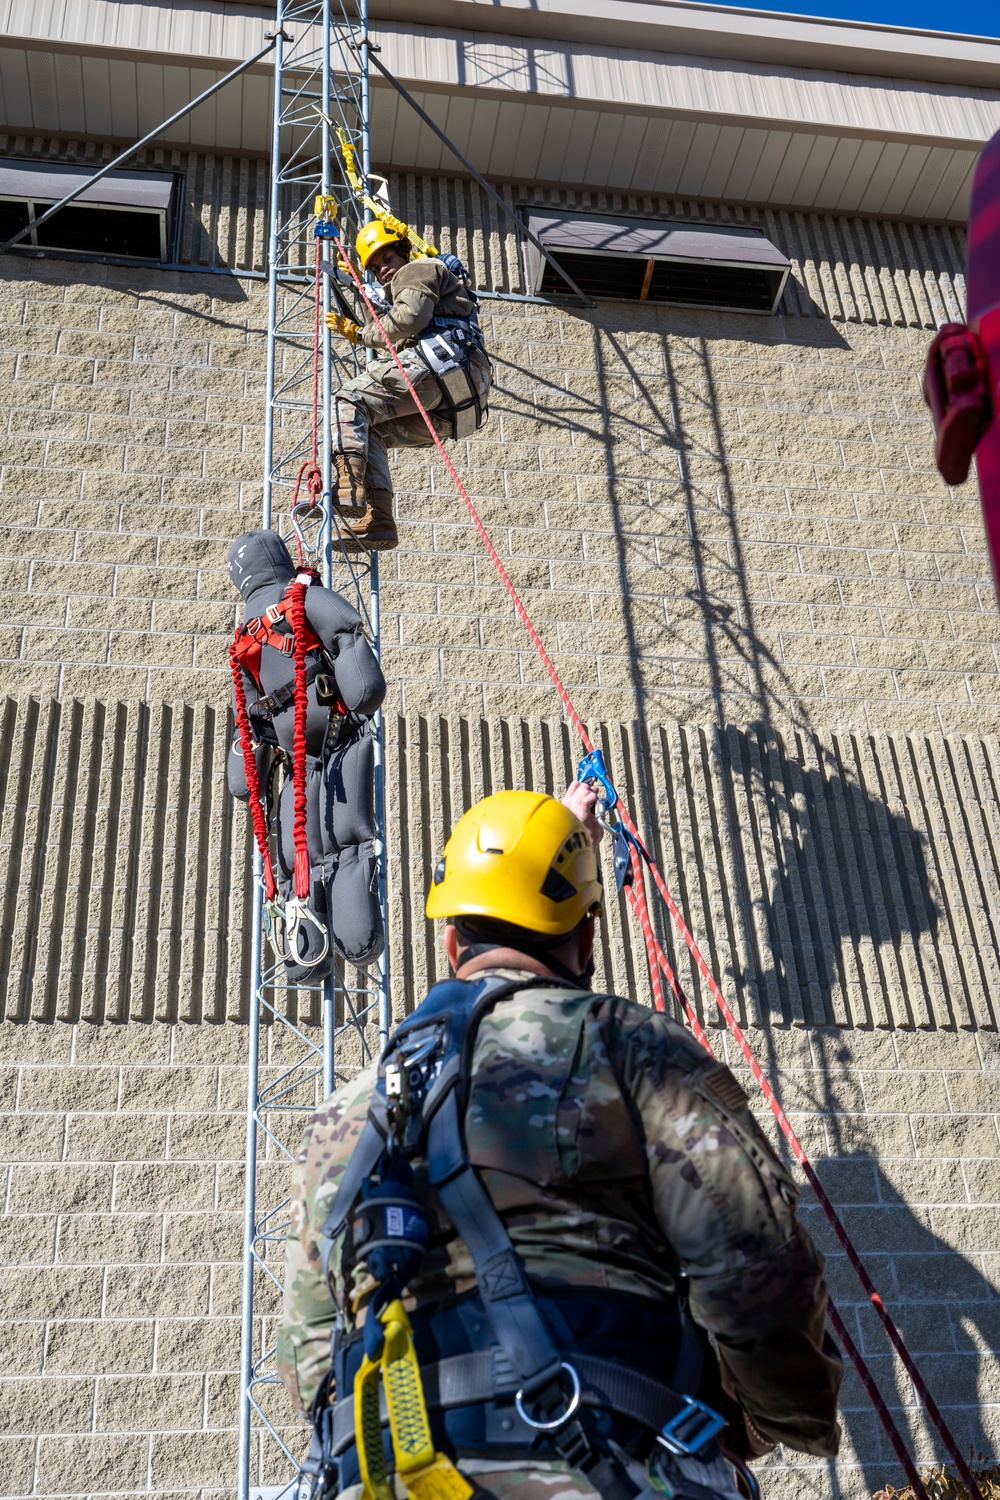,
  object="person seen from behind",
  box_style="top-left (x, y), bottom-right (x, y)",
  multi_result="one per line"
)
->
top-left (277, 783), bottom-right (842, 1500)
